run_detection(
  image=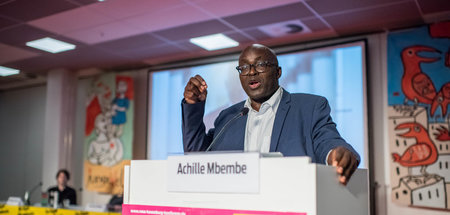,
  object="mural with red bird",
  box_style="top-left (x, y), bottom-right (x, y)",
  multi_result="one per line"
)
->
top-left (400, 45), bottom-right (439, 105)
top-left (388, 22), bottom-right (450, 210)
top-left (392, 122), bottom-right (439, 183)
